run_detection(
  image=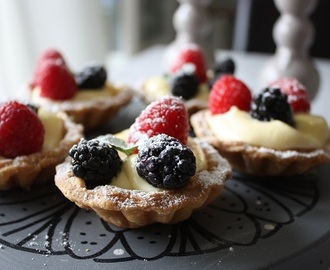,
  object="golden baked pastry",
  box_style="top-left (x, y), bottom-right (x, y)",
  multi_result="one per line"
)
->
top-left (31, 84), bottom-right (134, 130)
top-left (55, 136), bottom-right (231, 228)
top-left (0, 106), bottom-right (83, 190)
